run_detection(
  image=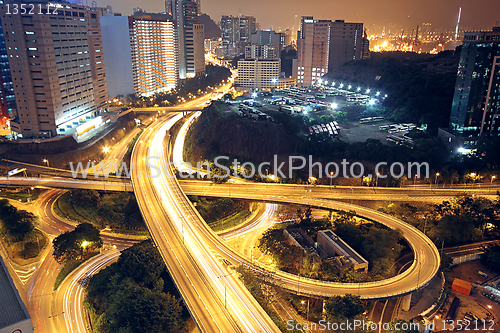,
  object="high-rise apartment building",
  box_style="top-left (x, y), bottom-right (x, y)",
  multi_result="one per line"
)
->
top-left (296, 16), bottom-right (364, 86)
top-left (251, 30), bottom-right (283, 51)
top-left (1, 1), bottom-right (108, 139)
top-left (296, 17), bottom-right (331, 86)
top-left (0, 19), bottom-right (16, 121)
top-left (171, 0), bottom-right (204, 78)
top-left (220, 15), bottom-right (256, 58)
top-left (100, 13), bottom-right (134, 98)
top-left (448, 27), bottom-right (500, 143)
top-left (130, 16), bottom-right (179, 96)
top-left (245, 44), bottom-right (279, 60)
top-left (235, 58), bottom-right (281, 90)
top-left (100, 13), bottom-right (179, 98)
top-left (328, 20), bottom-right (363, 71)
